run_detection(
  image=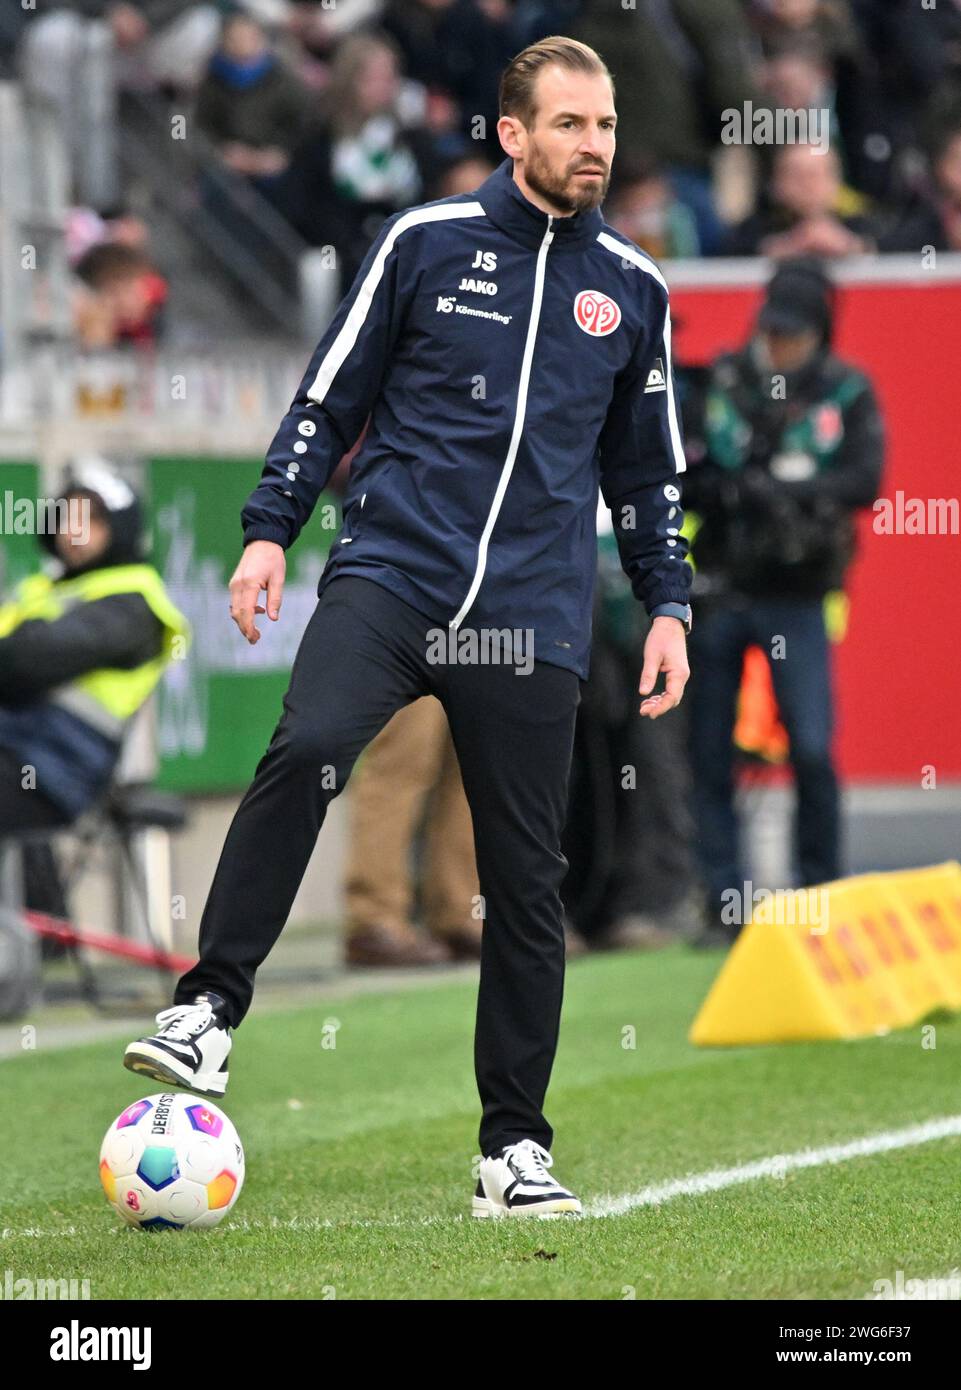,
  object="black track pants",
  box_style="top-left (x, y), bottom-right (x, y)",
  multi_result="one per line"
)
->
top-left (175, 575), bottom-right (581, 1156)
